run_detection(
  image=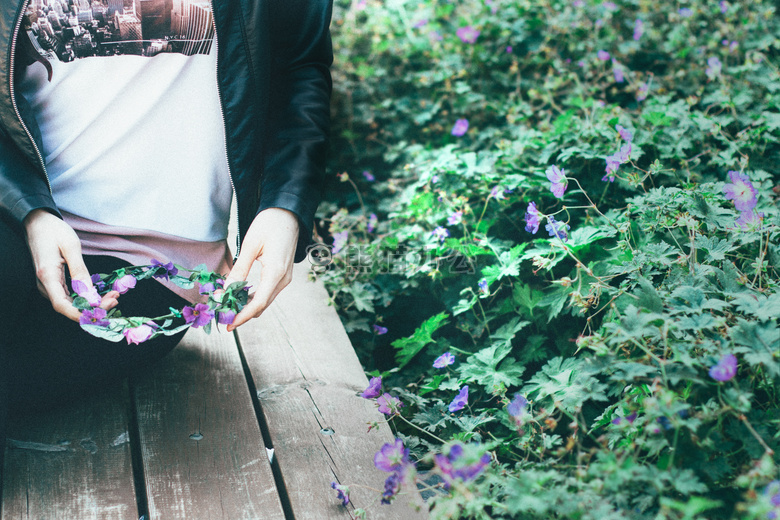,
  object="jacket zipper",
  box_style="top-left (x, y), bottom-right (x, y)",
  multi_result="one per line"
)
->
top-left (209, 1), bottom-right (241, 257)
top-left (10, 0), bottom-right (51, 193)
